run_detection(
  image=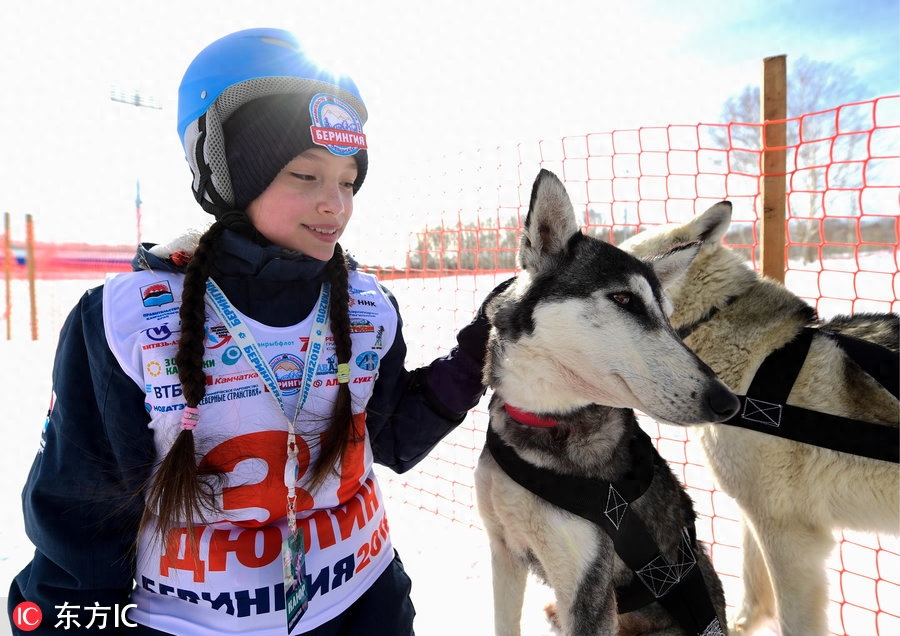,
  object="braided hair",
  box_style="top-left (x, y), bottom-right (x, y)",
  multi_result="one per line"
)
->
top-left (140, 218), bottom-right (359, 543)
